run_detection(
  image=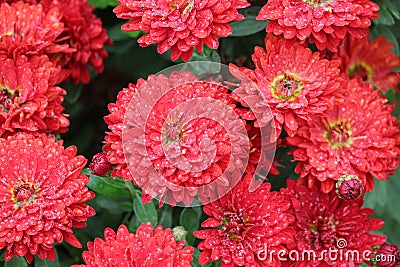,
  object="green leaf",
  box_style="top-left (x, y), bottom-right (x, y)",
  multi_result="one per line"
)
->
top-left (179, 207), bottom-right (201, 245)
top-left (385, 0), bottom-right (400, 20)
top-left (35, 252), bottom-right (59, 267)
top-left (126, 31), bottom-right (142, 38)
top-left (374, 6), bottom-right (395, 26)
top-left (107, 23), bottom-right (142, 42)
top-left (133, 190), bottom-right (158, 227)
top-left (364, 168), bottom-right (400, 244)
top-left (190, 47), bottom-right (221, 63)
top-left (88, 0), bottom-right (118, 9)
top-left (4, 256), bottom-right (28, 267)
top-left (158, 205), bottom-right (174, 229)
top-left (382, 88), bottom-right (396, 103)
top-left (83, 169), bottom-right (131, 198)
top-left (230, 6), bottom-right (268, 37)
